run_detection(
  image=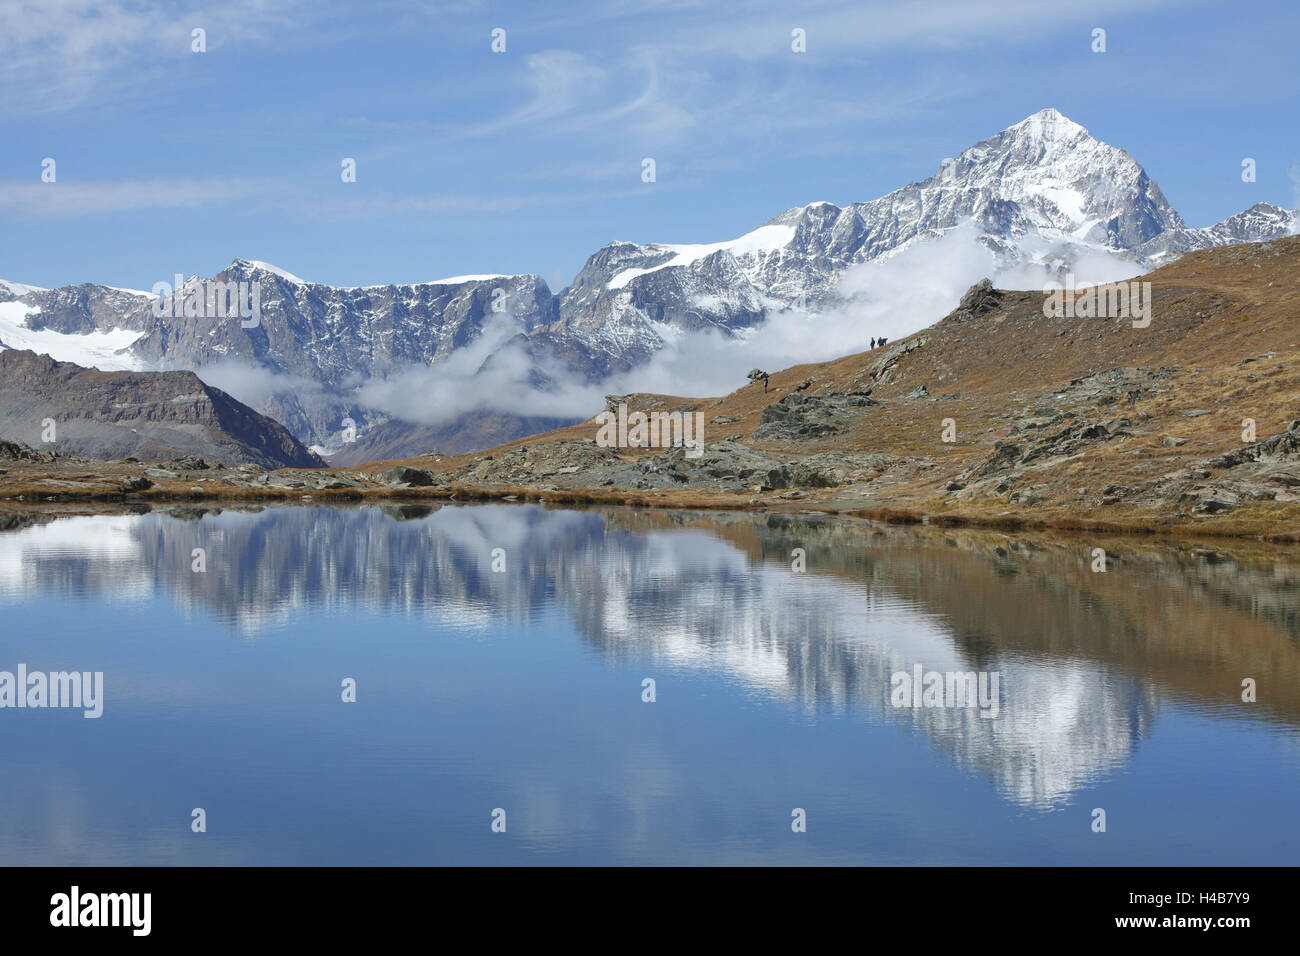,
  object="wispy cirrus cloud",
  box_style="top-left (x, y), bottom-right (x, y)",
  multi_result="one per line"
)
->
top-left (602, 0), bottom-right (1189, 59)
top-left (287, 185), bottom-right (663, 219)
top-left (0, 176), bottom-right (274, 218)
top-left (0, 0), bottom-right (315, 115)
top-left (0, 174), bottom-right (663, 221)
top-left (452, 49), bottom-right (692, 140)
top-left (480, 50), bottom-right (607, 131)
